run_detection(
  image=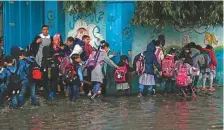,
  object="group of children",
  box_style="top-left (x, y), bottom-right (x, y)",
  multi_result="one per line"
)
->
top-left (0, 27), bottom-right (218, 108)
top-left (130, 39), bottom-right (217, 97)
